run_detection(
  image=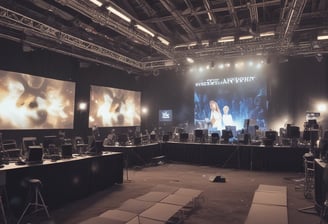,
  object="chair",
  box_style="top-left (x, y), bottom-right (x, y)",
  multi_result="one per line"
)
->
top-left (17, 179), bottom-right (50, 224)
